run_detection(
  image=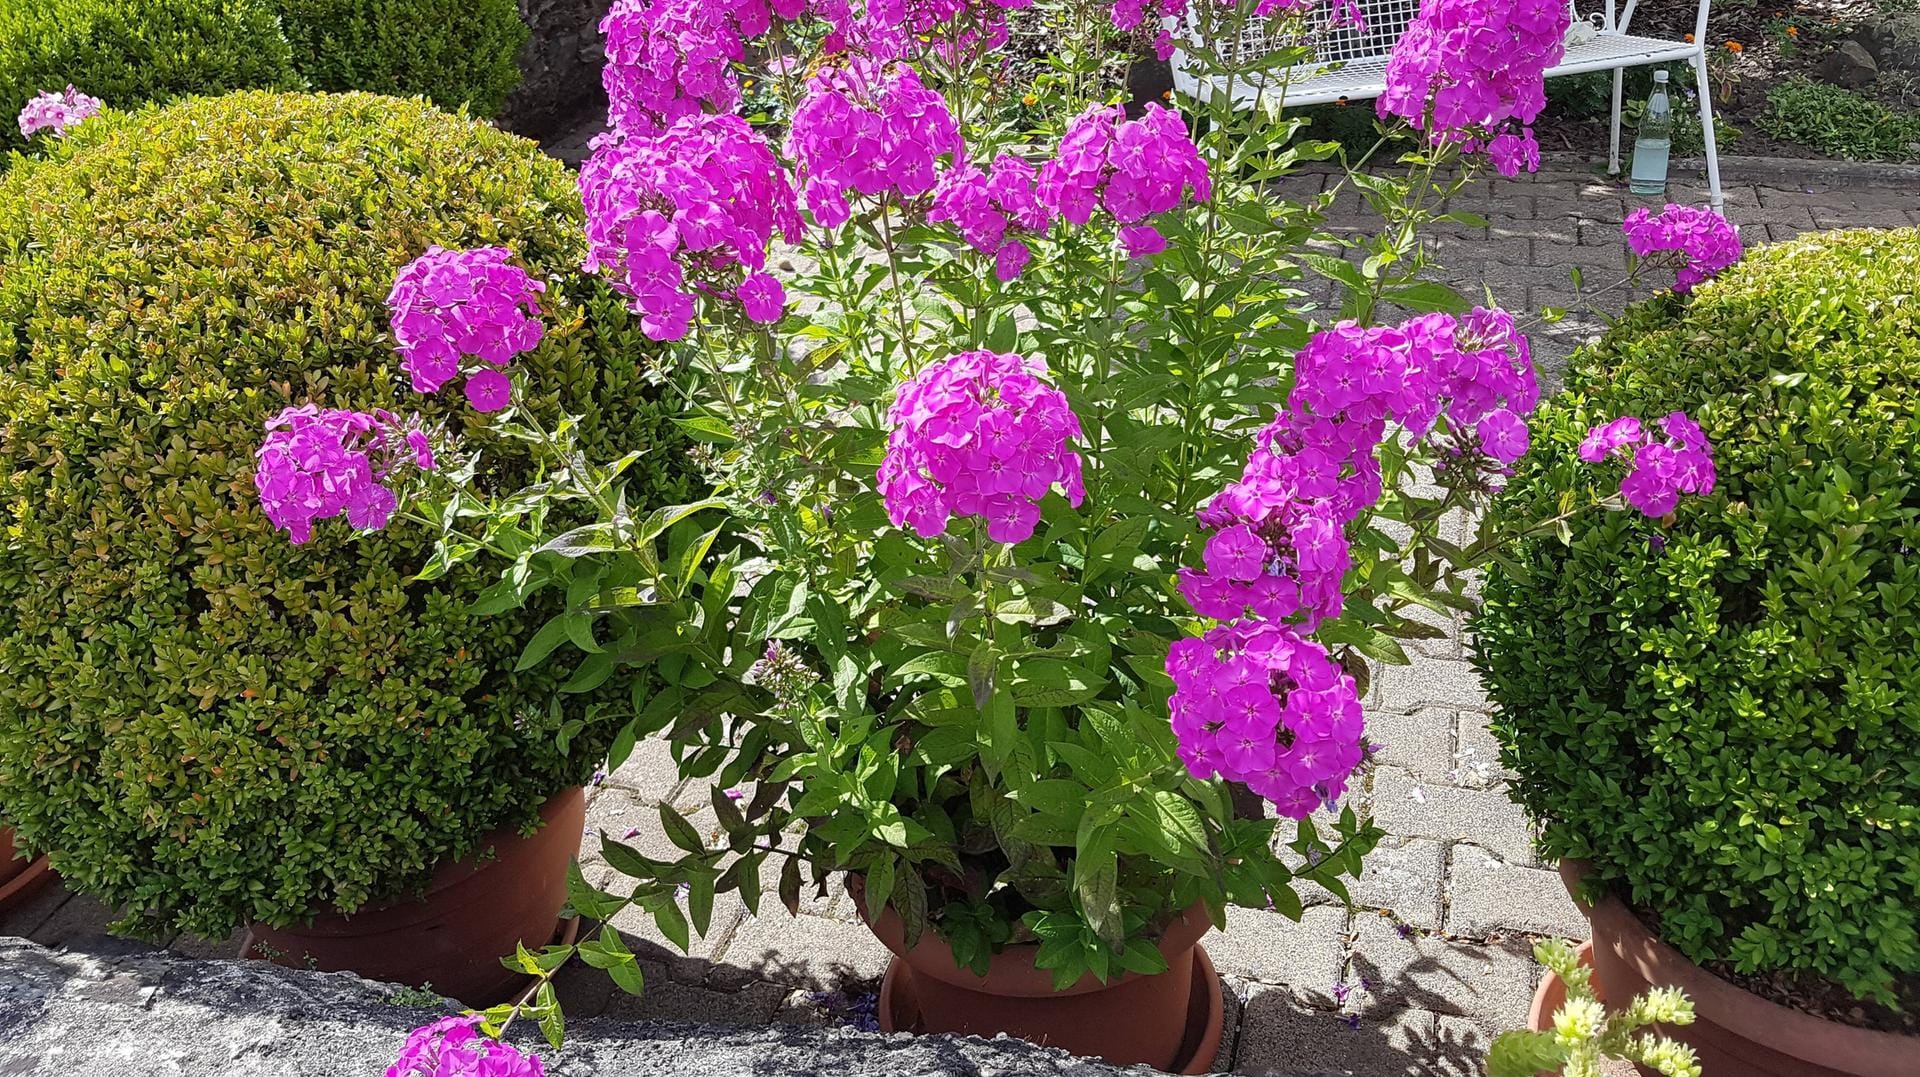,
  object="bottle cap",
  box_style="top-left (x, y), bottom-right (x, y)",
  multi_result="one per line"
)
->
top-left (1654, 70), bottom-right (1670, 82)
